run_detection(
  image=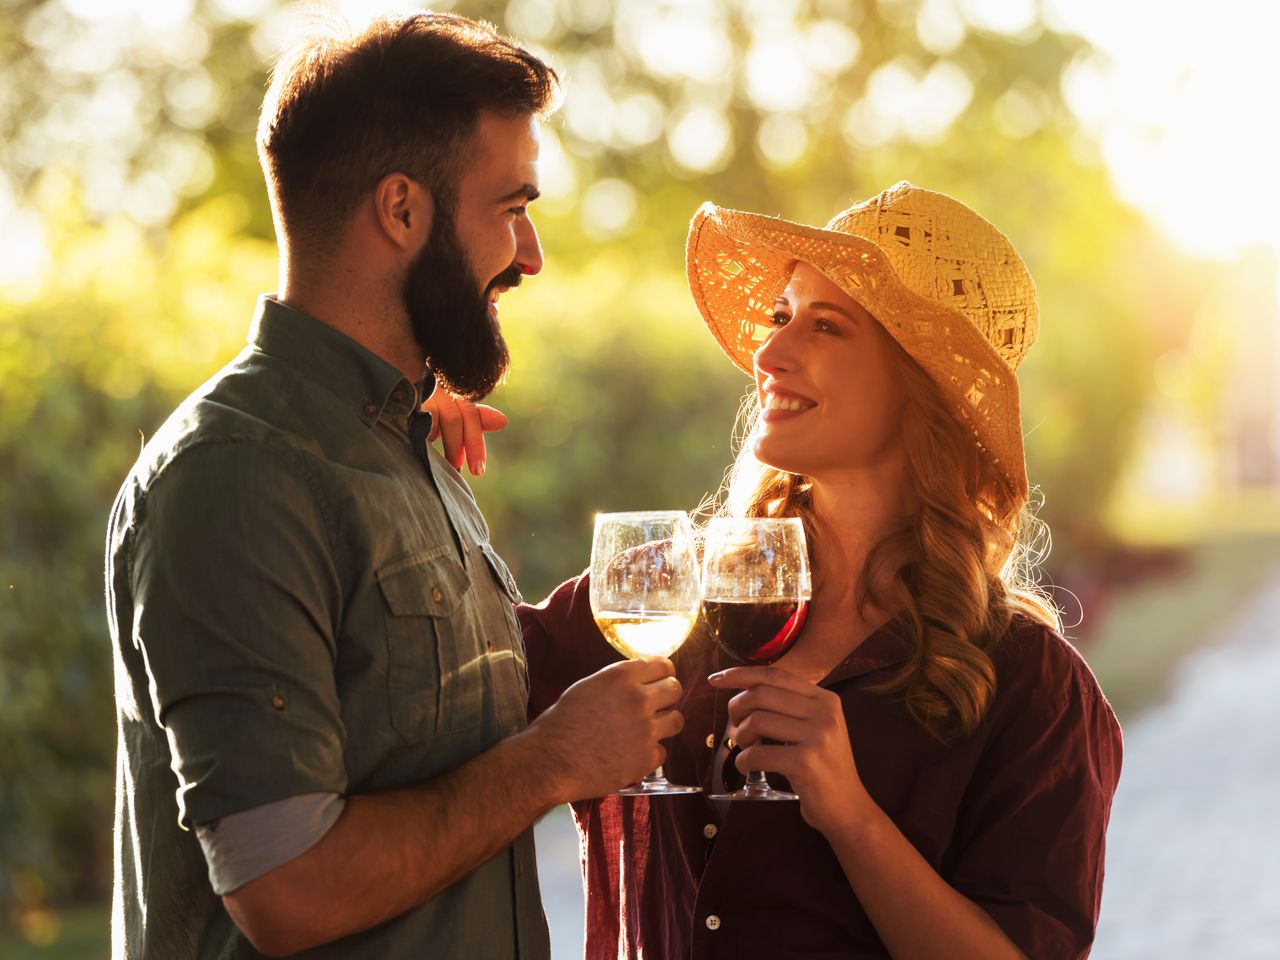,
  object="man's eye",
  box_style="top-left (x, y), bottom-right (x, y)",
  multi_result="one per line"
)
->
top-left (508, 205), bottom-right (528, 217)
